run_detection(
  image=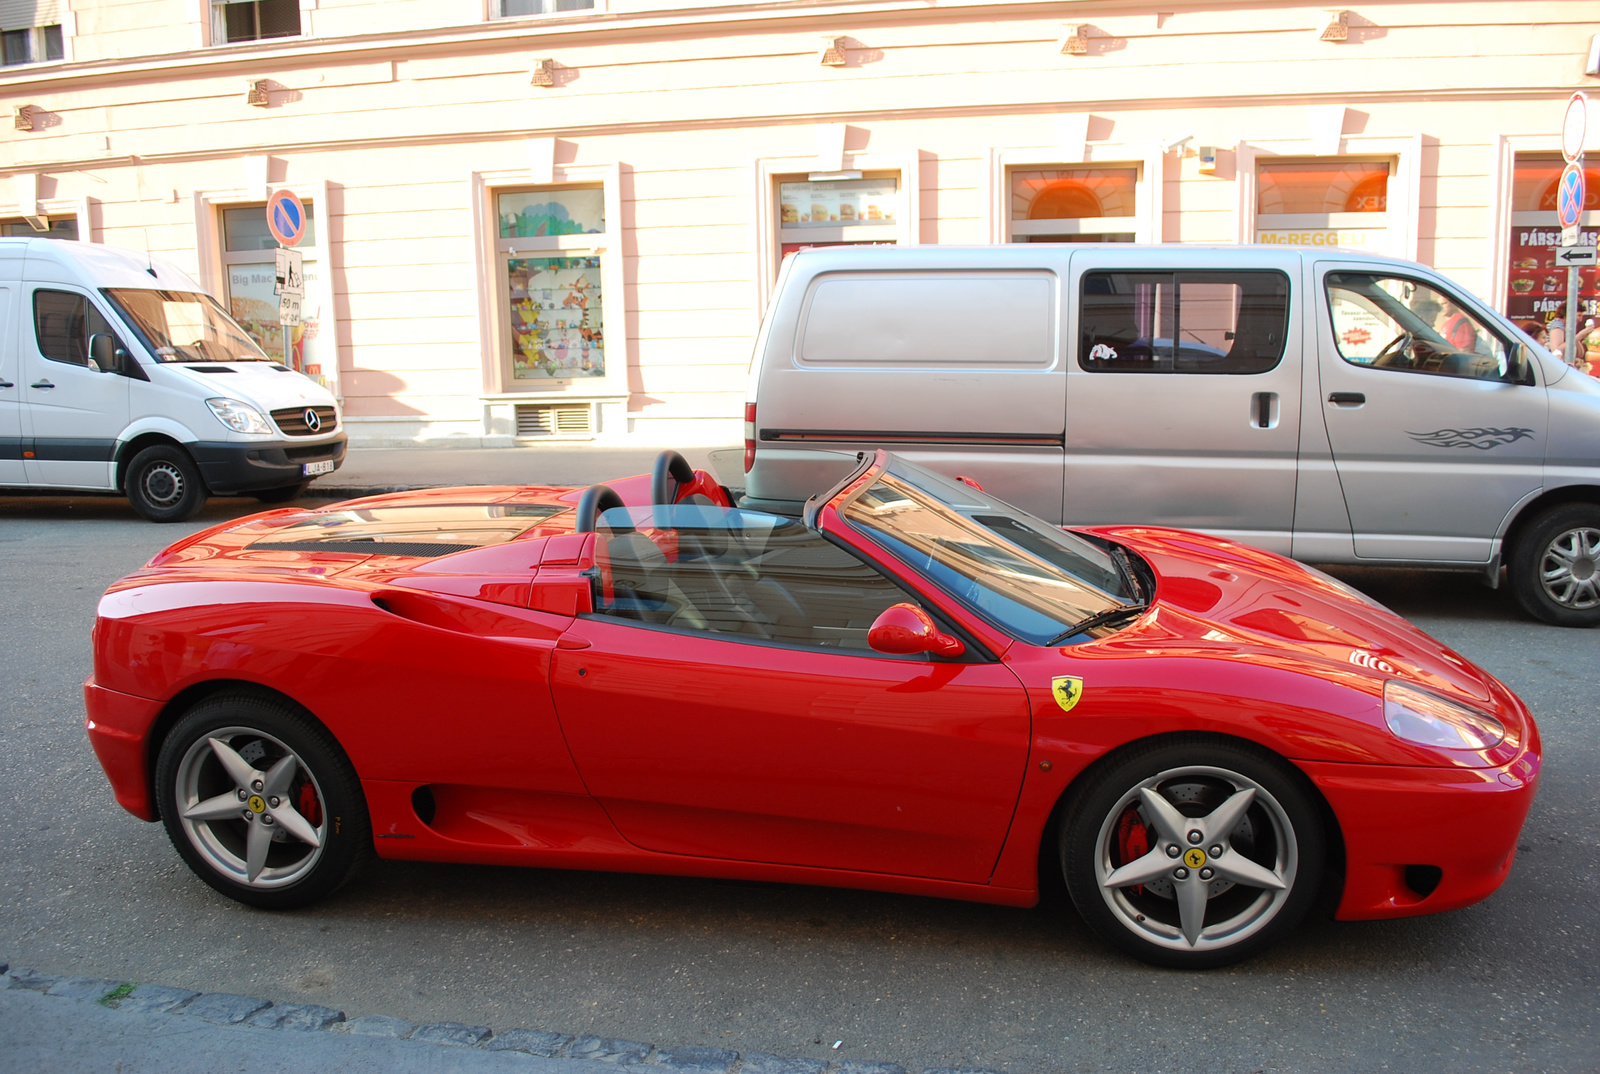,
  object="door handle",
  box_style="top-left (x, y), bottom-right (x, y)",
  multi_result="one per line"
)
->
top-left (31, 379), bottom-right (54, 390)
top-left (0, 379), bottom-right (13, 388)
top-left (1327, 392), bottom-right (1365, 407)
top-left (1251, 391), bottom-right (1276, 429)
